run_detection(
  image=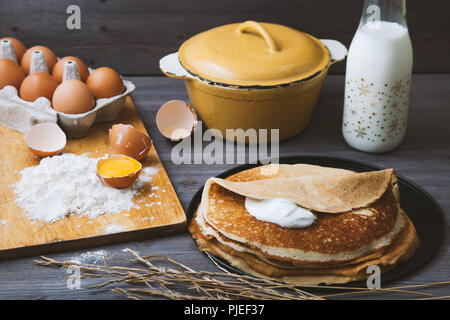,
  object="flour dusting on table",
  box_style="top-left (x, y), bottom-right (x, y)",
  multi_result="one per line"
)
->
top-left (70, 250), bottom-right (108, 264)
